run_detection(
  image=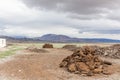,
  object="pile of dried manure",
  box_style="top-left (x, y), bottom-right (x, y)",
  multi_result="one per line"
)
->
top-left (60, 46), bottom-right (112, 76)
top-left (42, 44), bottom-right (53, 48)
top-left (89, 44), bottom-right (120, 59)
